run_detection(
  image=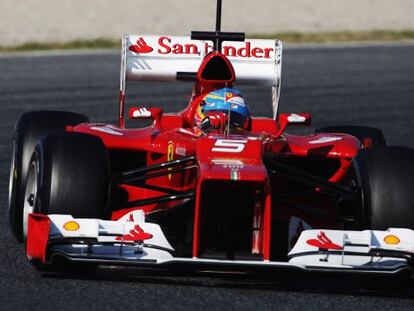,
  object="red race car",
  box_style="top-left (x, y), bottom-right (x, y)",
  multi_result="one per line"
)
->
top-left (9, 0), bottom-right (414, 276)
